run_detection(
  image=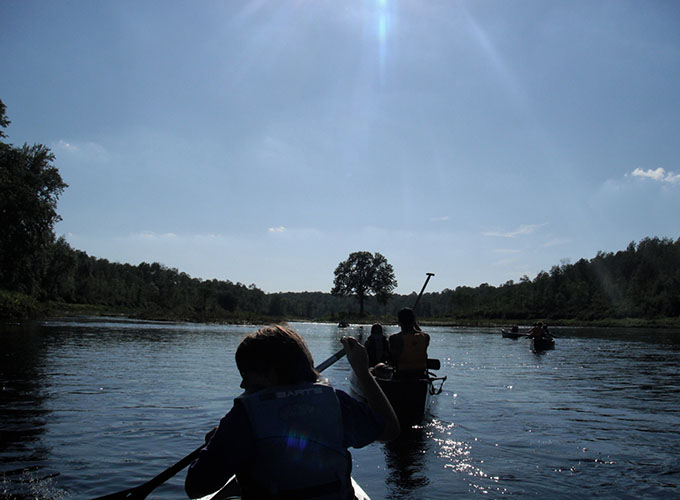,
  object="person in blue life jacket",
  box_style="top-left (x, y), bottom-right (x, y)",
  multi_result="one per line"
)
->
top-left (388, 308), bottom-right (430, 379)
top-left (184, 325), bottom-right (400, 500)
